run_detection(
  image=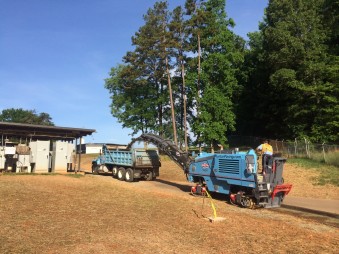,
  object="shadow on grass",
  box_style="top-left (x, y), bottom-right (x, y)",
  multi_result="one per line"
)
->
top-left (155, 178), bottom-right (192, 193)
top-left (84, 172), bottom-right (113, 177)
top-left (154, 178), bottom-right (230, 203)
